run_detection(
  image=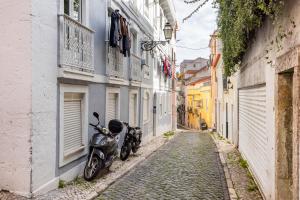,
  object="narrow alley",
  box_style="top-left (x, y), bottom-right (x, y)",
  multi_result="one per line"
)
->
top-left (98, 132), bottom-right (229, 200)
